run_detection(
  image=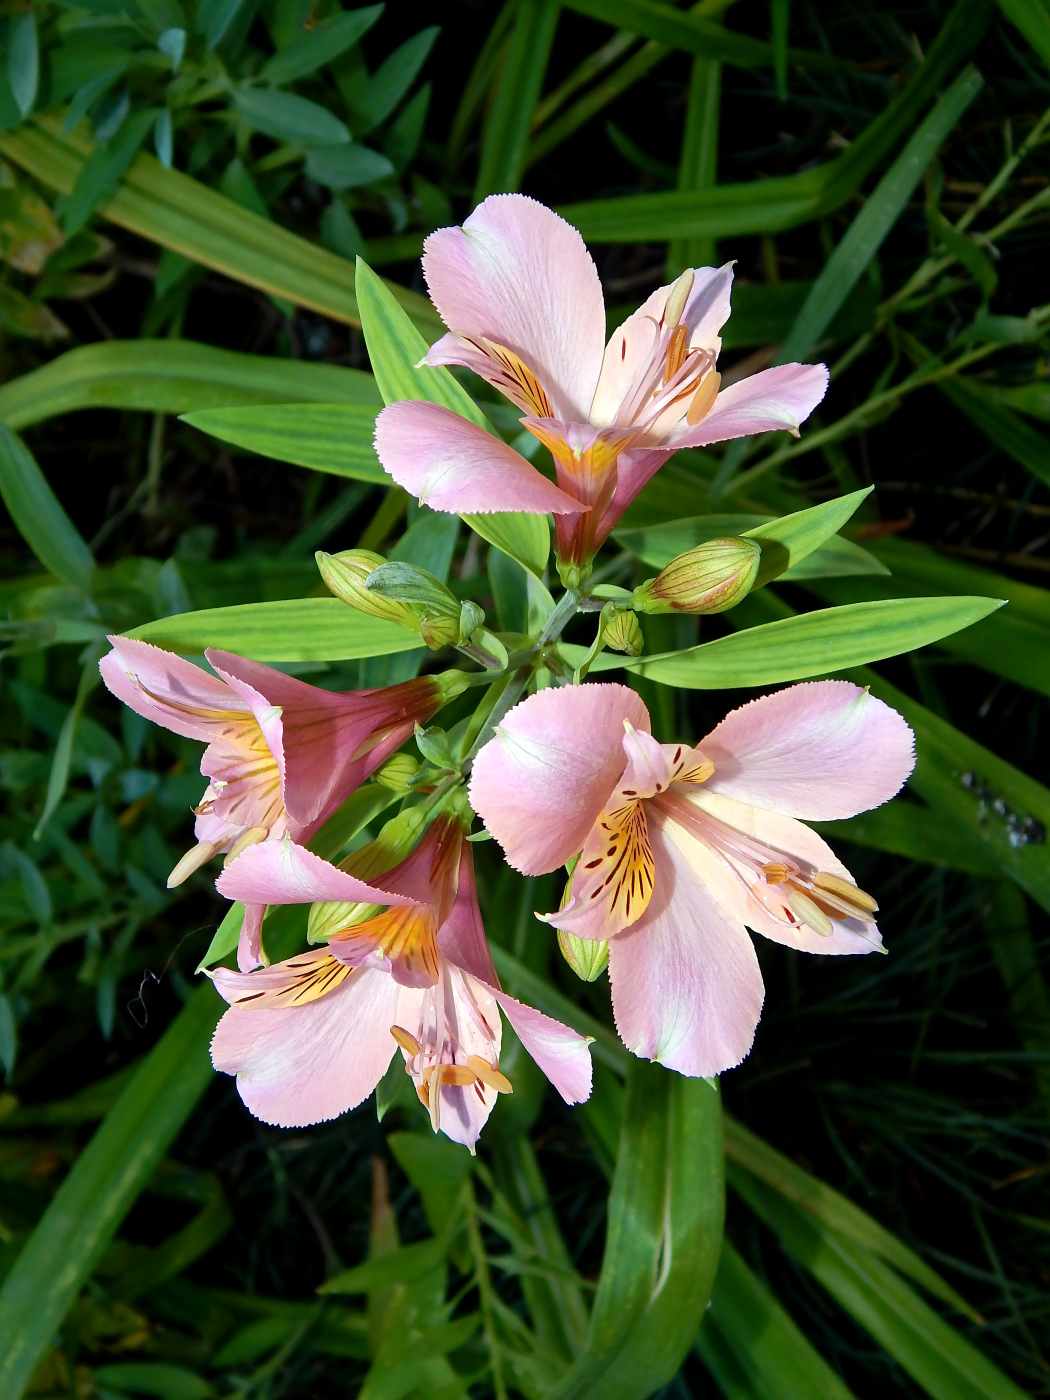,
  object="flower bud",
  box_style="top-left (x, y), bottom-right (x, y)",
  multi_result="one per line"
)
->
top-left (374, 752), bottom-right (420, 792)
top-left (557, 928), bottom-right (609, 982)
top-left (603, 608), bottom-right (643, 656)
top-left (632, 537), bottom-right (760, 615)
top-left (316, 550), bottom-right (418, 630)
